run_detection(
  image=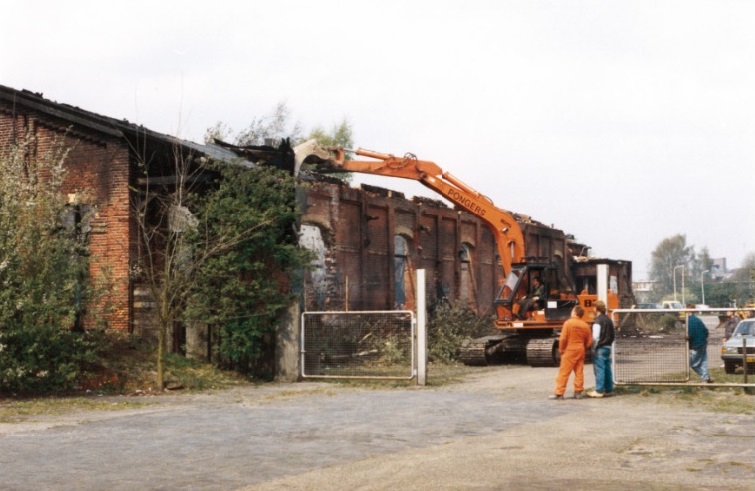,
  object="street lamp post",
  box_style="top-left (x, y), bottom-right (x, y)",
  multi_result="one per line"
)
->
top-left (701, 270), bottom-right (709, 306)
top-left (673, 265), bottom-right (685, 303)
